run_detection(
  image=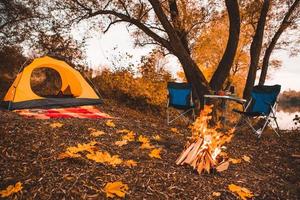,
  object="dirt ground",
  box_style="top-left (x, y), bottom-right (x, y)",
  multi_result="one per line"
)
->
top-left (0, 100), bottom-right (299, 199)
